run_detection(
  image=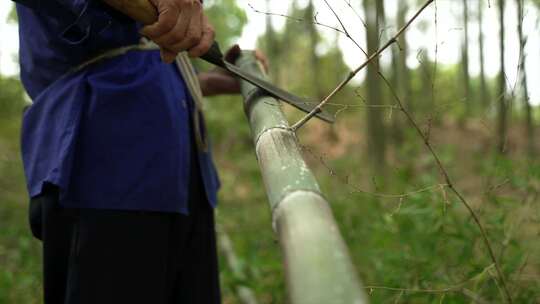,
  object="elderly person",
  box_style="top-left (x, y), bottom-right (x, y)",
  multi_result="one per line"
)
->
top-left (13, 0), bottom-right (265, 302)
